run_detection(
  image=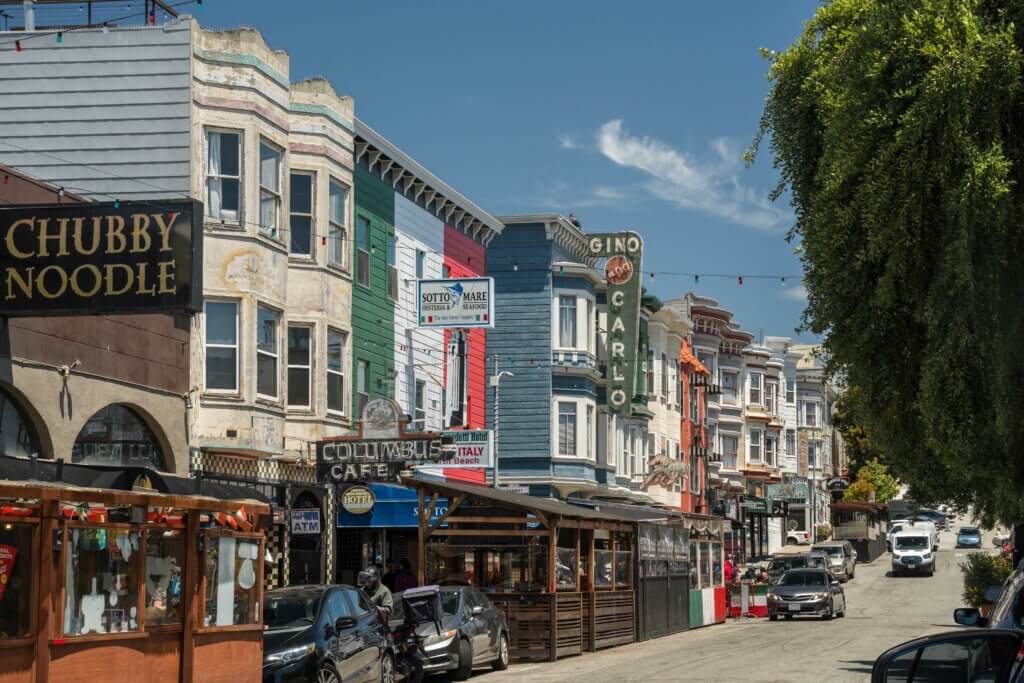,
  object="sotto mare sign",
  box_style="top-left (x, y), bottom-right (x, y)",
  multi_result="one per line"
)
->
top-left (588, 232), bottom-right (643, 415)
top-left (0, 199), bottom-right (202, 315)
